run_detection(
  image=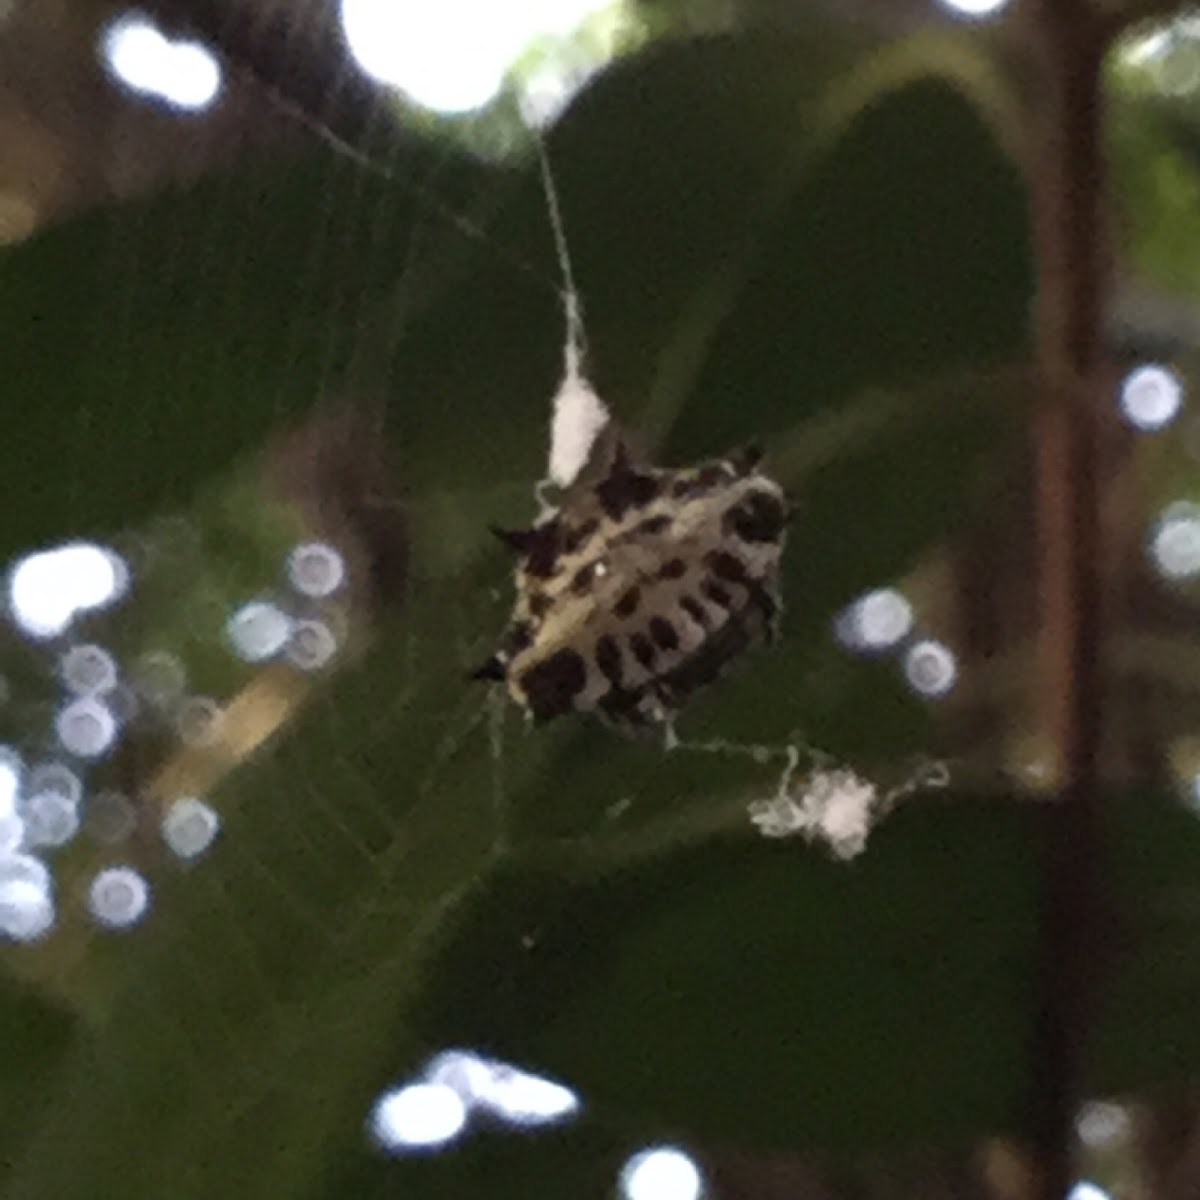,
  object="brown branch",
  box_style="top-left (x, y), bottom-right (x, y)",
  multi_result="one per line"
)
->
top-left (1025, 2), bottom-right (1115, 1199)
